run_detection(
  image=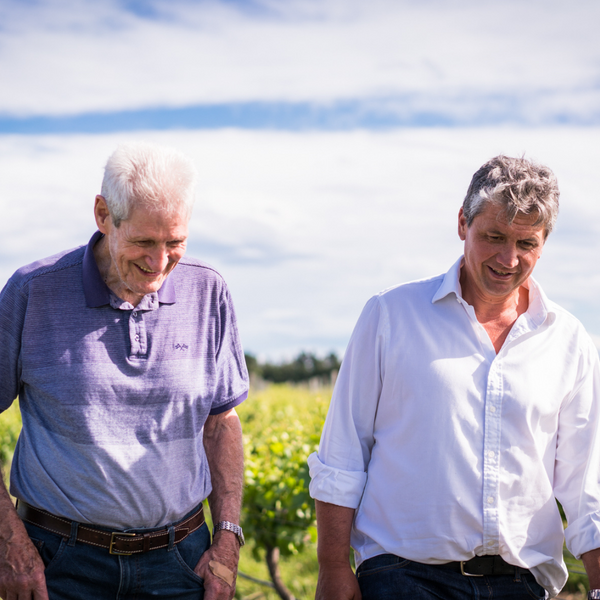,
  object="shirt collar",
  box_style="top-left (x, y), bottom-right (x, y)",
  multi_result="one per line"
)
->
top-left (431, 255), bottom-right (554, 327)
top-left (82, 230), bottom-right (177, 308)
